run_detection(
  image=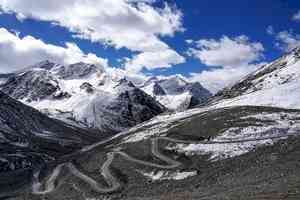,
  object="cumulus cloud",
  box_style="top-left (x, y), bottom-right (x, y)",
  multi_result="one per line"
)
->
top-left (265, 26), bottom-right (300, 52)
top-left (190, 64), bottom-right (263, 94)
top-left (0, 0), bottom-right (185, 72)
top-left (185, 39), bottom-right (194, 44)
top-left (124, 49), bottom-right (185, 73)
top-left (187, 35), bottom-right (265, 93)
top-left (266, 25), bottom-right (274, 35)
top-left (275, 30), bottom-right (300, 52)
top-left (292, 10), bottom-right (300, 21)
top-left (0, 28), bottom-right (108, 73)
top-left (188, 35), bottom-right (264, 67)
